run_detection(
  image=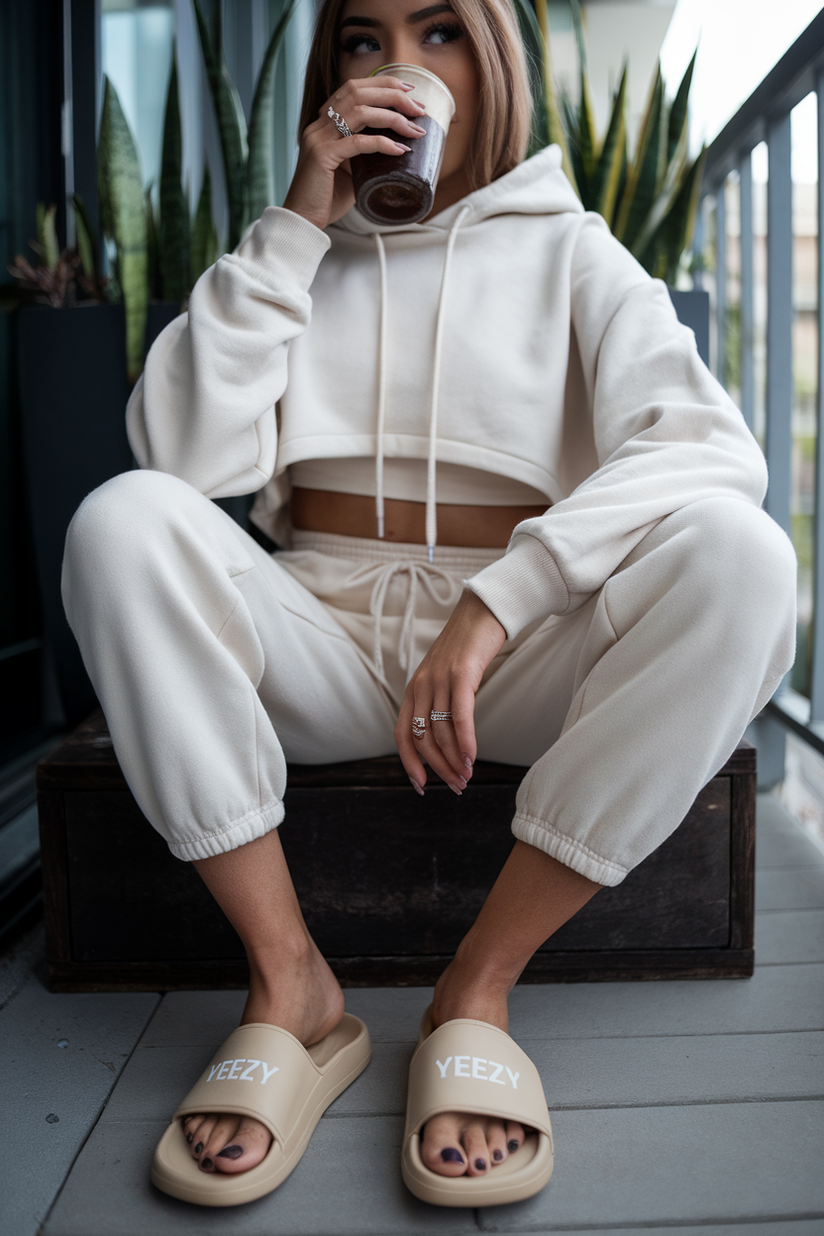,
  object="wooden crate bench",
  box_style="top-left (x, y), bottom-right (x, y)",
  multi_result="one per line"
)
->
top-left (38, 710), bottom-right (756, 990)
